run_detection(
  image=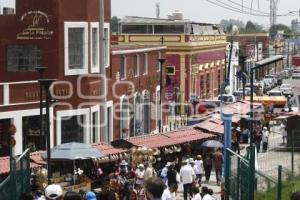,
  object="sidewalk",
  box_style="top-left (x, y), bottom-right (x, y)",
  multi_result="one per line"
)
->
top-left (176, 172), bottom-right (221, 200)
